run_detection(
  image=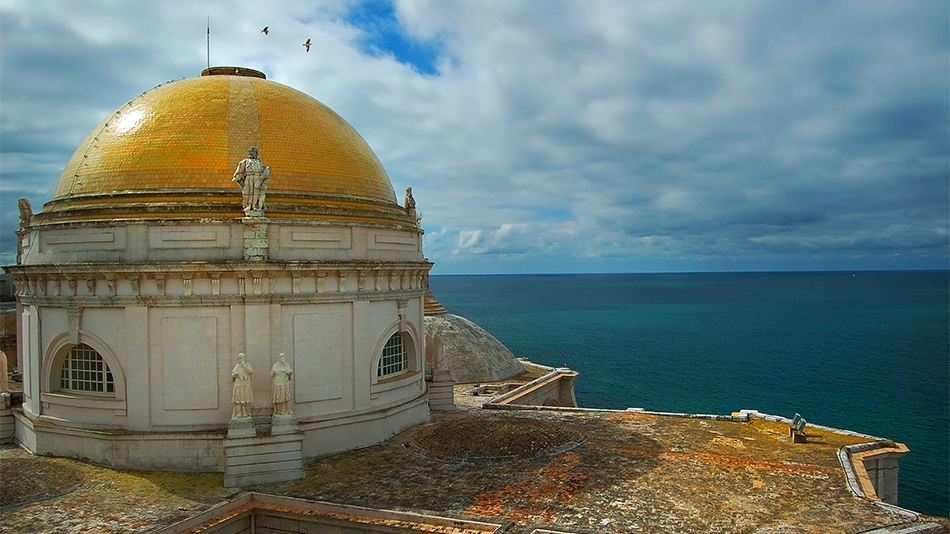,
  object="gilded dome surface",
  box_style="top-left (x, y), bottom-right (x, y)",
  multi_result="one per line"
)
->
top-left (39, 68), bottom-right (408, 227)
